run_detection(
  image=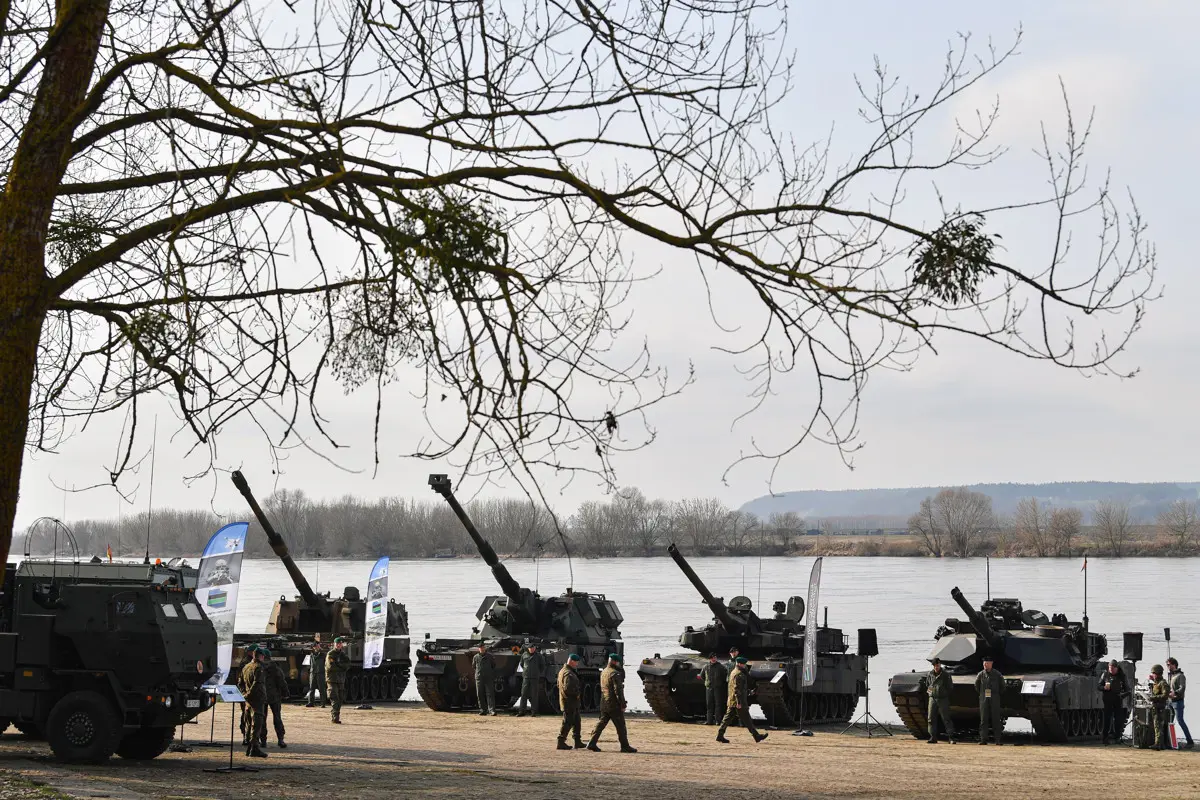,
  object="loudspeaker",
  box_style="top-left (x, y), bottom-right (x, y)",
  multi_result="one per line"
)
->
top-left (858, 628), bottom-right (878, 658)
top-left (1123, 631), bottom-right (1143, 662)
top-left (1164, 627), bottom-right (1171, 642)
